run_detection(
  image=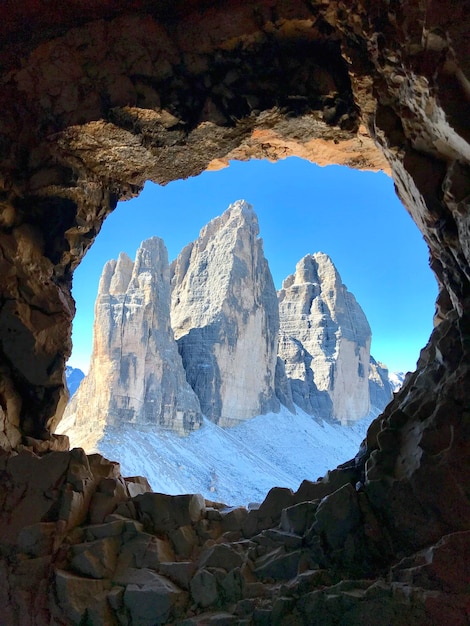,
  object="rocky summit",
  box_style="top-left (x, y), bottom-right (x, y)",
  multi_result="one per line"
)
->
top-left (171, 200), bottom-right (282, 426)
top-left (59, 238), bottom-right (202, 449)
top-left (278, 252), bottom-right (376, 424)
top-left (369, 356), bottom-right (394, 412)
top-left (63, 202), bottom-right (392, 447)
